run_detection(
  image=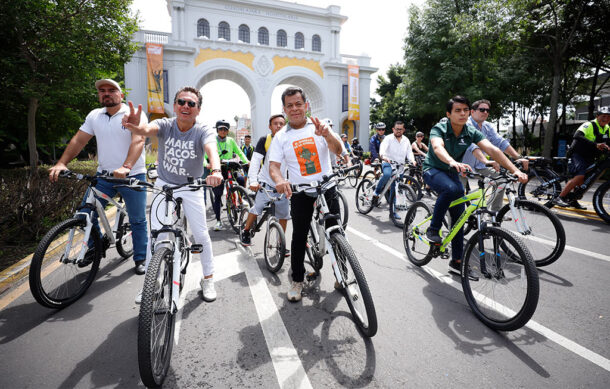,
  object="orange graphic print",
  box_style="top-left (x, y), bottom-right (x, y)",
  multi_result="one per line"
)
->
top-left (292, 137), bottom-right (321, 176)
